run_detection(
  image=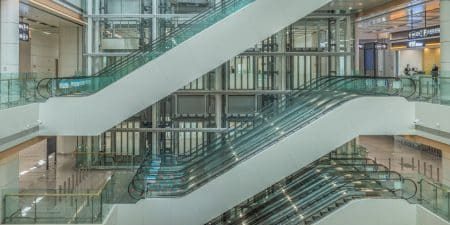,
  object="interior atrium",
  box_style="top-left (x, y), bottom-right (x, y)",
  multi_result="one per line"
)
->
top-left (0, 0), bottom-right (450, 224)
